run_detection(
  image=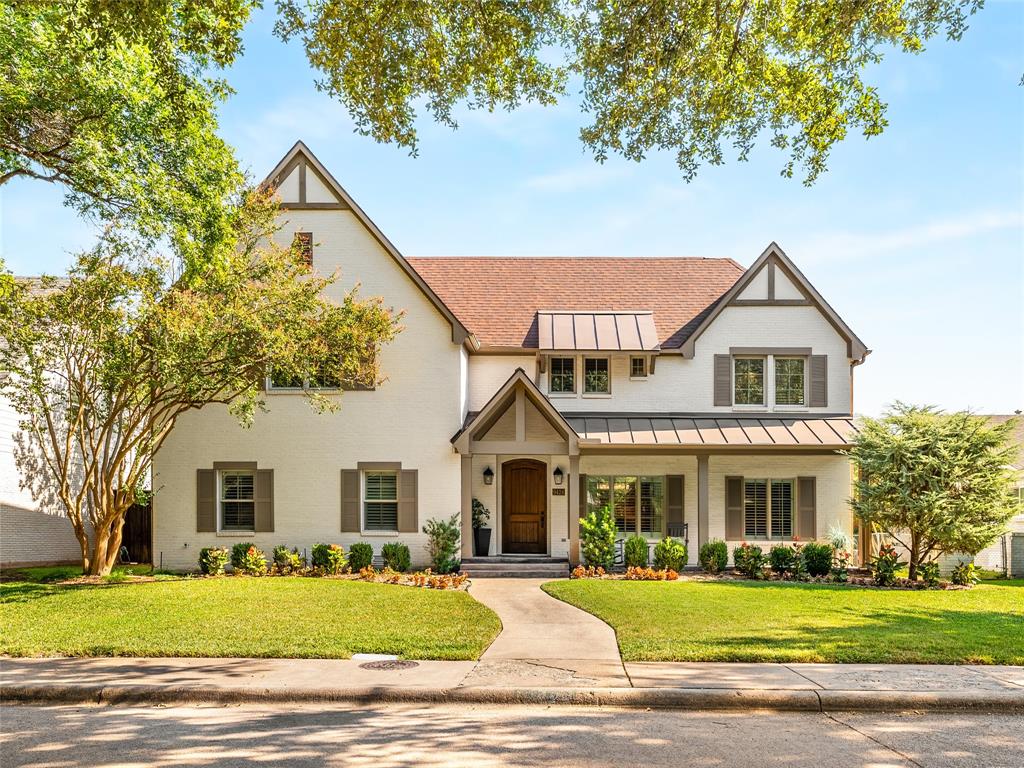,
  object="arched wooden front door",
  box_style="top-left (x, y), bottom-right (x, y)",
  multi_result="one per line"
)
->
top-left (502, 459), bottom-right (547, 554)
